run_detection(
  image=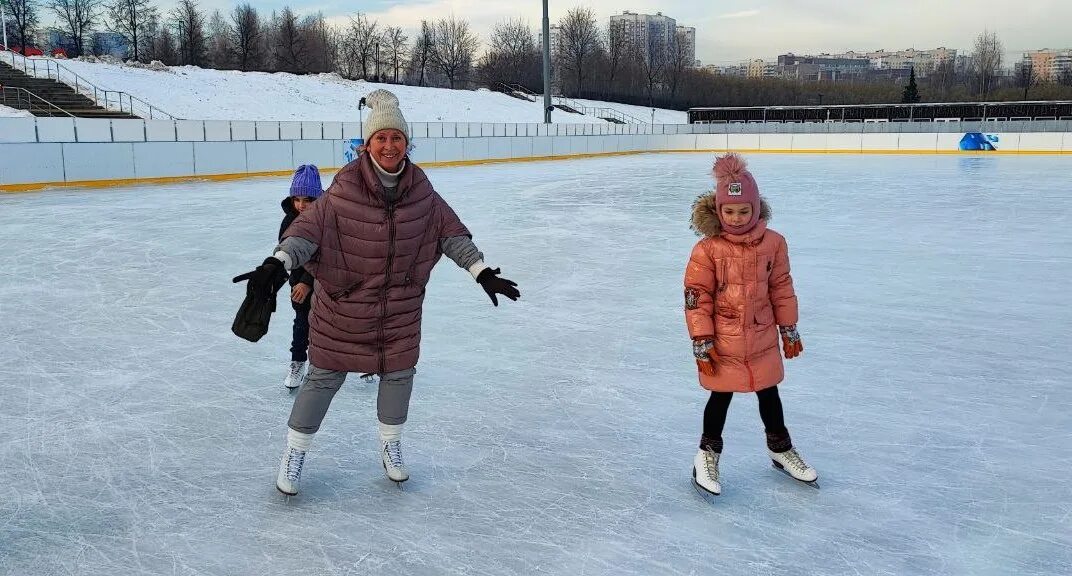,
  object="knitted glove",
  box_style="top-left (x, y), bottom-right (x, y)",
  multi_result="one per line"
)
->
top-left (693, 338), bottom-right (718, 377)
top-left (779, 325), bottom-right (804, 359)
